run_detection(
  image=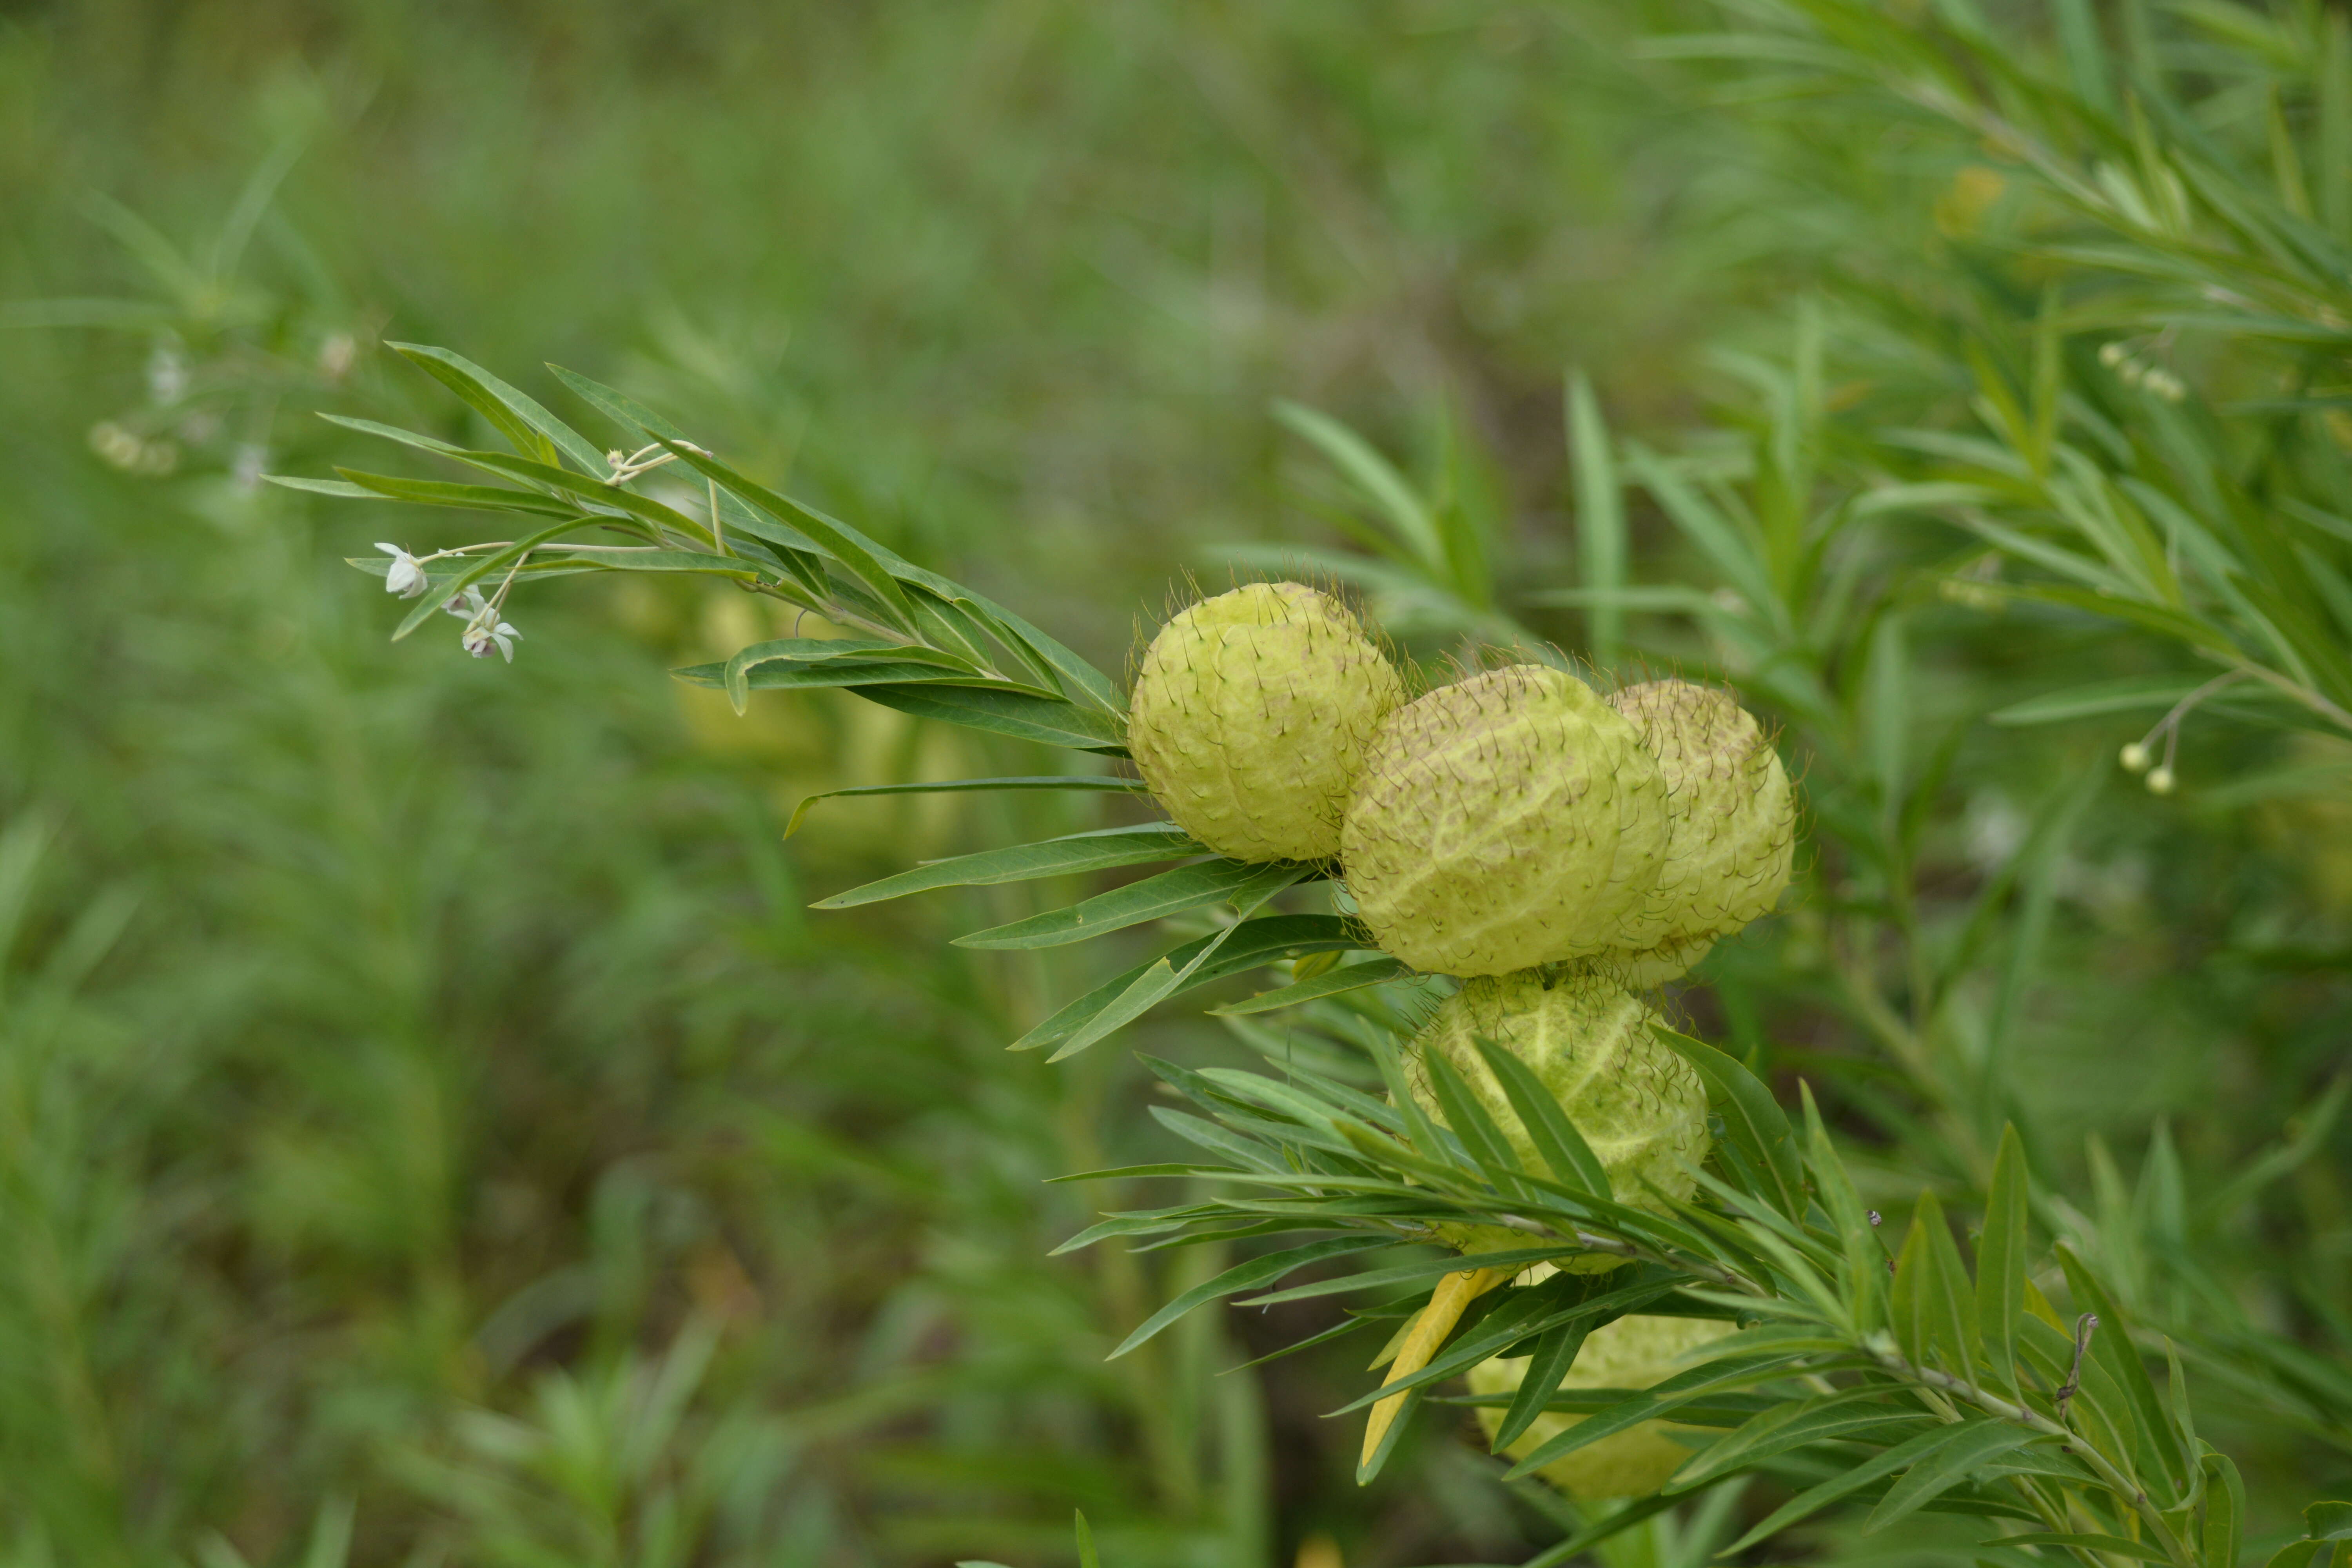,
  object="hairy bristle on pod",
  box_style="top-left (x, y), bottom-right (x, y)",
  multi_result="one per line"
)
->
top-left (1467, 1312), bottom-right (1739, 1497)
top-left (1126, 582), bottom-right (1405, 863)
top-left (1404, 969), bottom-right (1709, 1268)
top-left (1595, 679), bottom-right (1794, 984)
top-left (1342, 664), bottom-right (1666, 976)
